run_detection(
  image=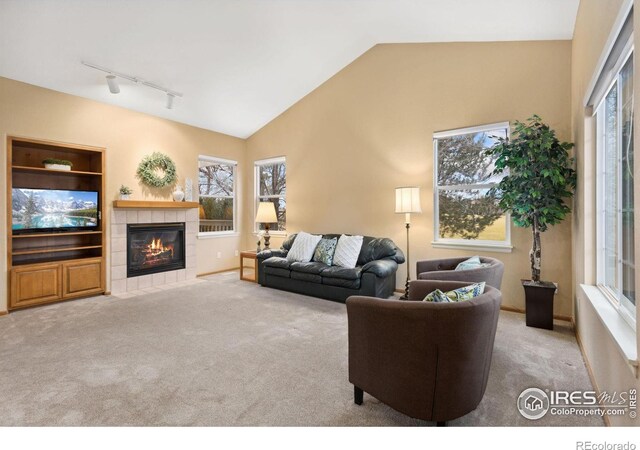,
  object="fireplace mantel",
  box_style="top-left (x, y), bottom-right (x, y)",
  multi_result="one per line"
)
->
top-left (113, 200), bottom-right (199, 209)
